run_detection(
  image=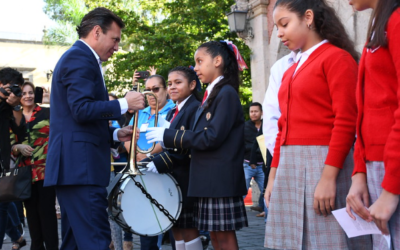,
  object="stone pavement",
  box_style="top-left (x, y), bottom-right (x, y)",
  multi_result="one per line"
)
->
top-left (2, 206), bottom-right (266, 250)
top-left (3, 182), bottom-right (266, 250)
